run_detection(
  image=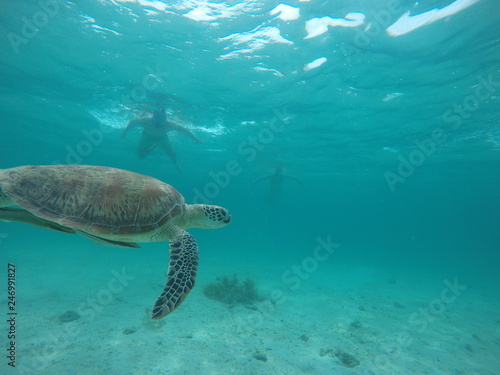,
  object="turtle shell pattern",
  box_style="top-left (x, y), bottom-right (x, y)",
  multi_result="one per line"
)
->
top-left (0, 165), bottom-right (185, 238)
